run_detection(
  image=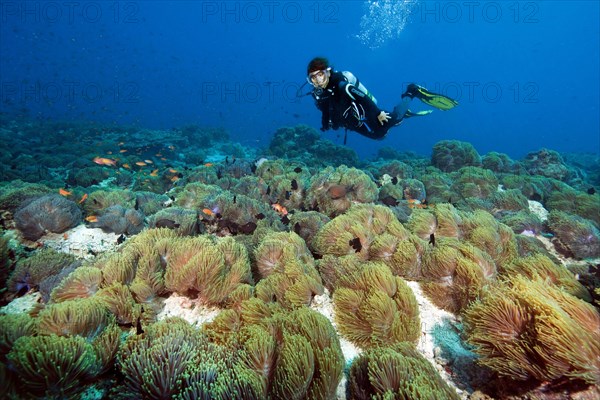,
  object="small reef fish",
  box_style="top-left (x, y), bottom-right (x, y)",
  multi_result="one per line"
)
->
top-left (78, 193), bottom-right (88, 204)
top-left (144, 159), bottom-right (153, 164)
top-left (349, 237), bottom-right (362, 252)
top-left (168, 168), bottom-right (178, 173)
top-left (202, 208), bottom-right (214, 216)
top-left (407, 199), bottom-right (429, 209)
top-left (85, 215), bottom-right (98, 223)
top-left (272, 203), bottom-right (288, 216)
top-left (119, 149), bottom-right (128, 153)
top-left (135, 161), bottom-right (147, 167)
top-left (155, 219), bottom-right (180, 229)
top-left (204, 163), bottom-right (213, 167)
top-left (93, 157), bottom-right (117, 166)
top-left (59, 188), bottom-right (72, 196)
top-left (150, 169), bottom-right (159, 177)
top-left (122, 163), bottom-right (131, 169)
top-left (170, 176), bottom-right (180, 182)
